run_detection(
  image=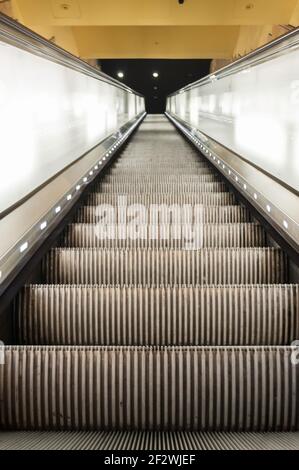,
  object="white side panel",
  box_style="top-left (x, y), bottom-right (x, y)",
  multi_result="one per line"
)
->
top-left (167, 39), bottom-right (299, 192)
top-left (0, 41), bottom-right (144, 214)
